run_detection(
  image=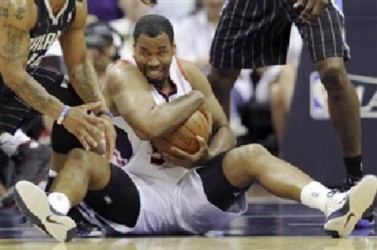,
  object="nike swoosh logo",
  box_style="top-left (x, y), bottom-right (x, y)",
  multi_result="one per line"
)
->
top-left (344, 212), bottom-right (356, 227)
top-left (46, 215), bottom-right (64, 225)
